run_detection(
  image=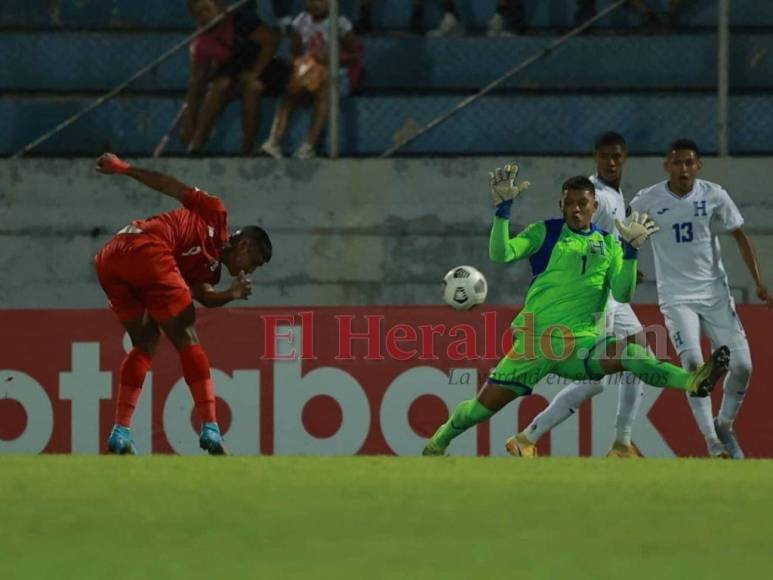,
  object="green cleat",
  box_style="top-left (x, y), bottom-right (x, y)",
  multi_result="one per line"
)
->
top-left (688, 346), bottom-right (730, 398)
top-left (422, 438), bottom-right (447, 456)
